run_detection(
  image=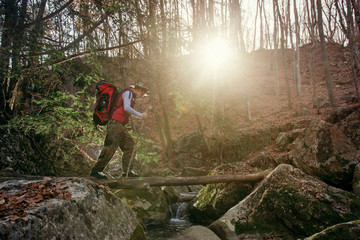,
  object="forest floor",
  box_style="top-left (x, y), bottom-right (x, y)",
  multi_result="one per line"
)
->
top-left (137, 41), bottom-right (360, 170)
